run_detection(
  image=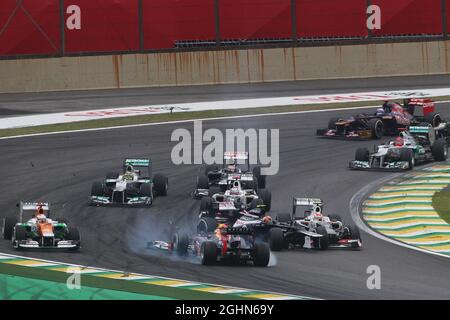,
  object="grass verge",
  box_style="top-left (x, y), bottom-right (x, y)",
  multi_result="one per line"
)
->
top-left (2, 95), bottom-right (450, 138)
top-left (432, 189), bottom-right (450, 225)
